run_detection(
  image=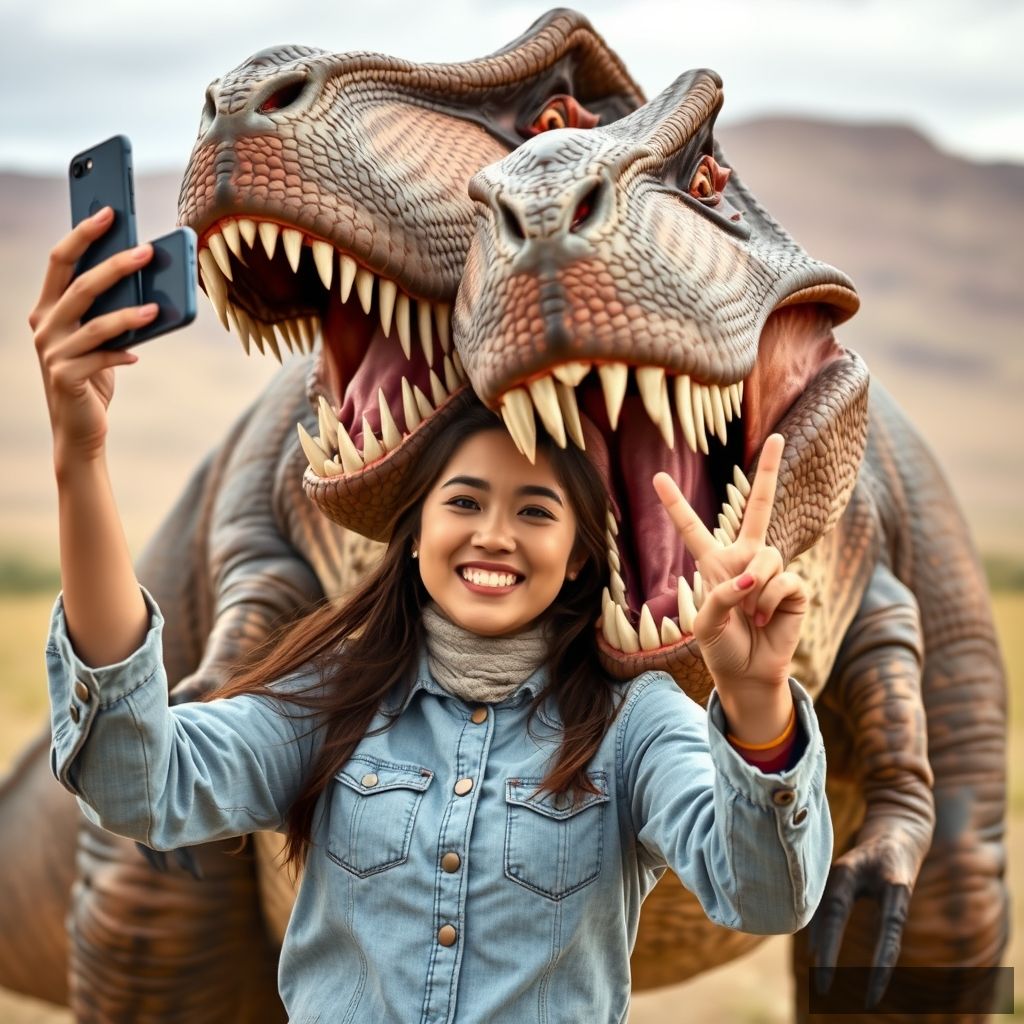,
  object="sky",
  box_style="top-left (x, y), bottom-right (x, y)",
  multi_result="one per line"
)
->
top-left (1, 0), bottom-right (1021, 174)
